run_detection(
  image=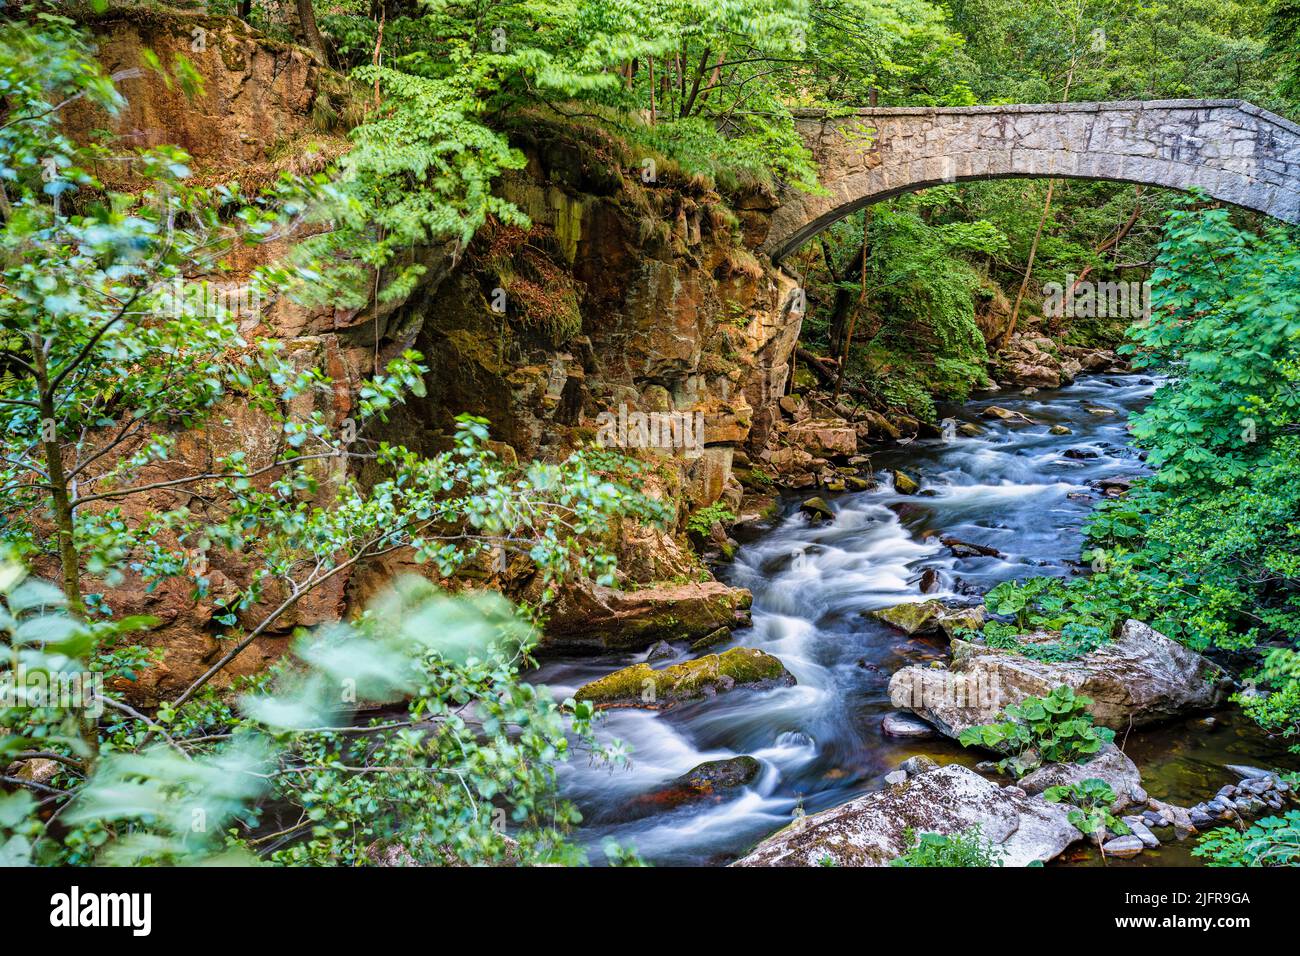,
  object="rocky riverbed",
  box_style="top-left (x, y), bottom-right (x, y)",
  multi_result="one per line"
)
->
top-left (531, 373), bottom-right (1300, 865)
